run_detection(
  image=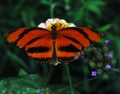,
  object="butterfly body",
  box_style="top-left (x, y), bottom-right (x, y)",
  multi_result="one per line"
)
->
top-left (7, 20), bottom-right (100, 64)
top-left (50, 25), bottom-right (58, 40)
